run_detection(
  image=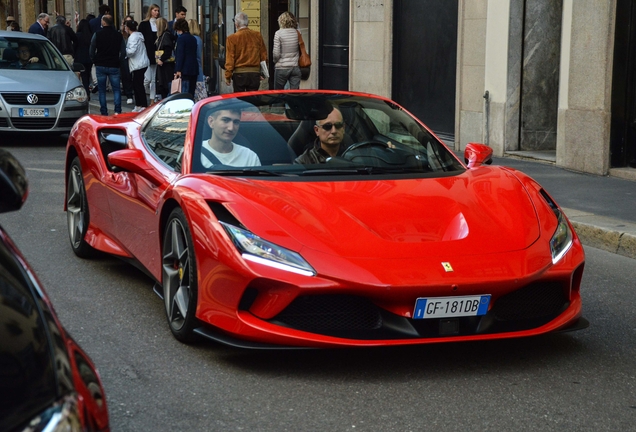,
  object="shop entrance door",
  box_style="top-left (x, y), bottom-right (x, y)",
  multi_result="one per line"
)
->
top-left (392, 0), bottom-right (457, 140)
top-left (610, 0), bottom-right (636, 168)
